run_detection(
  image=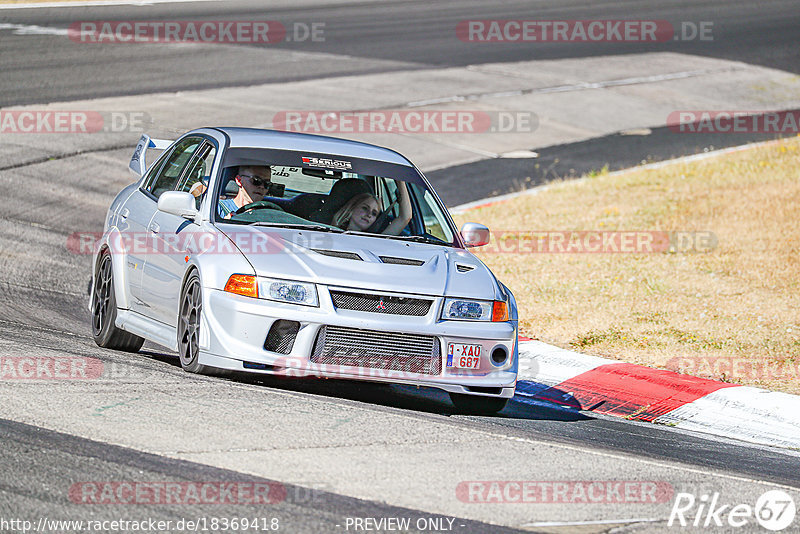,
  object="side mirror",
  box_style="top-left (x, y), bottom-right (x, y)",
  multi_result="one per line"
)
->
top-left (460, 222), bottom-right (490, 248)
top-left (158, 191), bottom-right (198, 219)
